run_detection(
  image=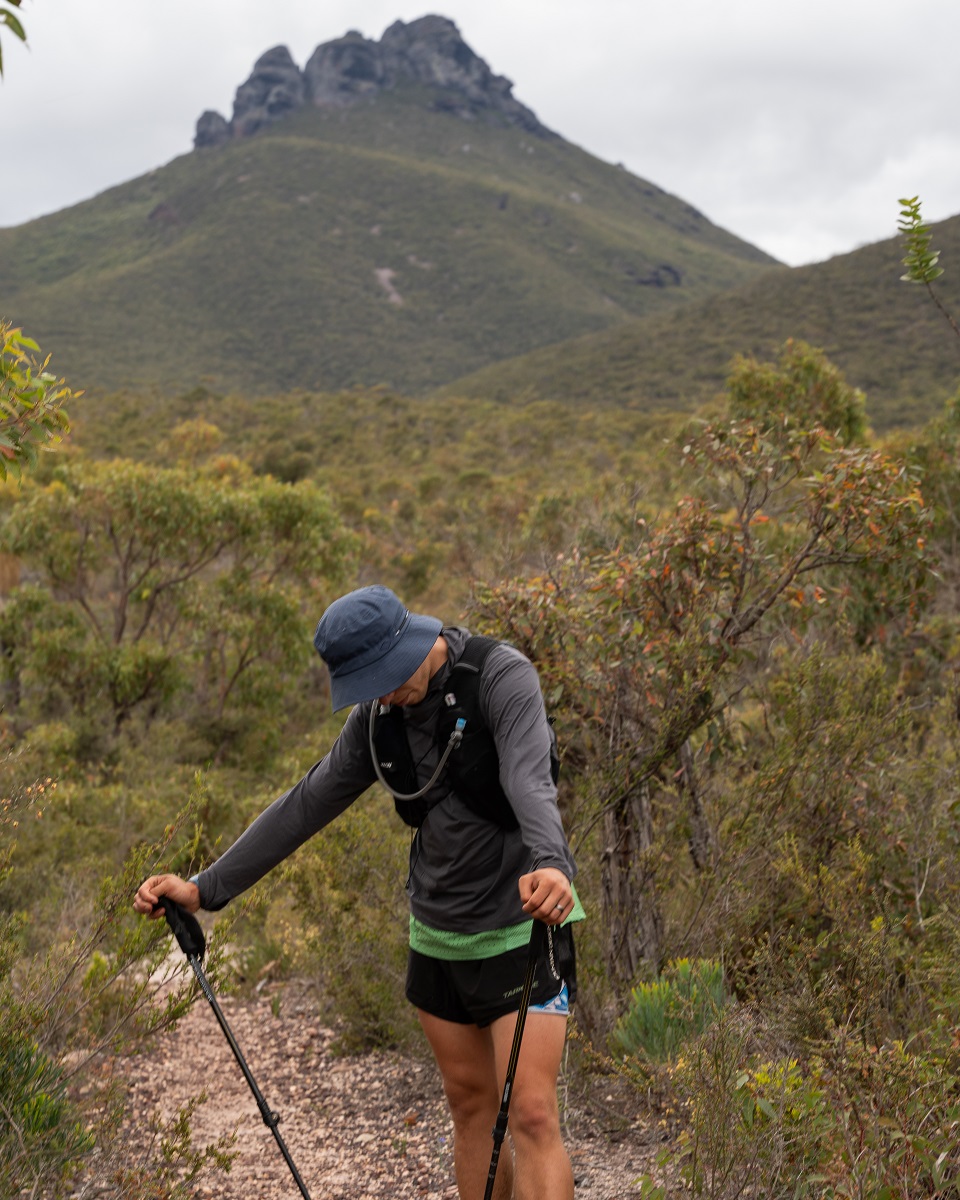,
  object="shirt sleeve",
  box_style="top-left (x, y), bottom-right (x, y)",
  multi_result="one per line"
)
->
top-left (196, 705), bottom-right (377, 910)
top-left (479, 644), bottom-right (577, 881)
